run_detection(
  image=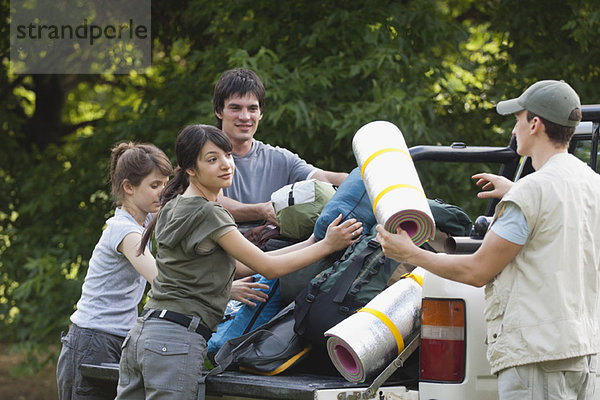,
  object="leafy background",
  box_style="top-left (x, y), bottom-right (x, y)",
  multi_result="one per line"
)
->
top-left (1, 0), bottom-right (599, 372)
